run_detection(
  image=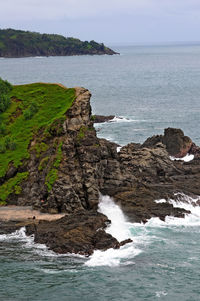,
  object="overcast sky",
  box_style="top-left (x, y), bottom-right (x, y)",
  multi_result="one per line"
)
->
top-left (1, 0), bottom-right (200, 44)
